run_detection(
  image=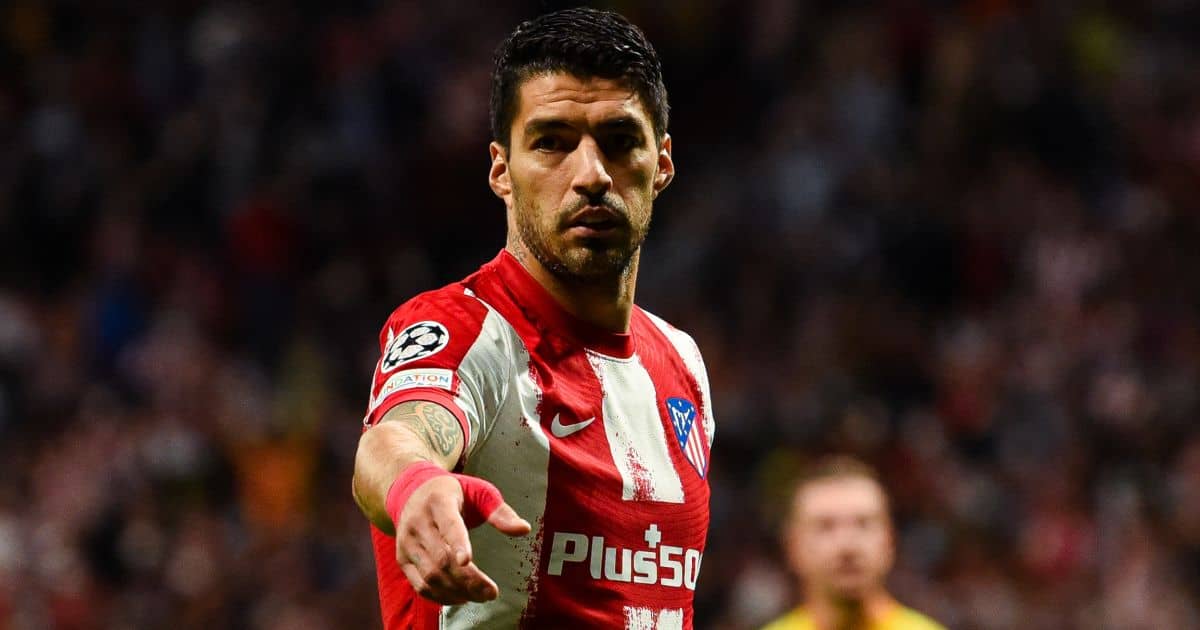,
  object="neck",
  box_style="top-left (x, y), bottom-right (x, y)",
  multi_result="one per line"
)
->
top-left (805, 588), bottom-right (896, 630)
top-left (506, 241), bottom-right (638, 333)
